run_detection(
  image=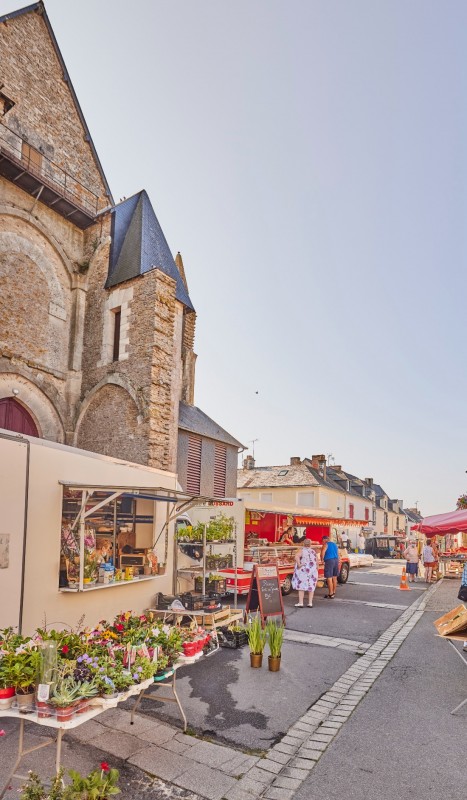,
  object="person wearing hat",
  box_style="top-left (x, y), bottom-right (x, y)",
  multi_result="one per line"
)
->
top-left (403, 540), bottom-right (419, 583)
